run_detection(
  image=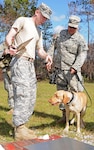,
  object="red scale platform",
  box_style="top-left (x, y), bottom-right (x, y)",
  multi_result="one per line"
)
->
top-left (1, 135), bottom-right (94, 150)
